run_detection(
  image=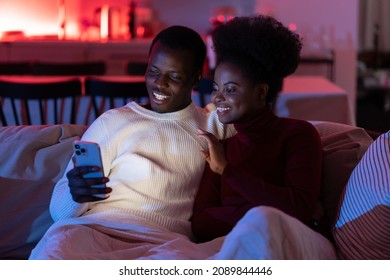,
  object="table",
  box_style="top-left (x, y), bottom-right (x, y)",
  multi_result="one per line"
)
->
top-left (275, 76), bottom-right (354, 125)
